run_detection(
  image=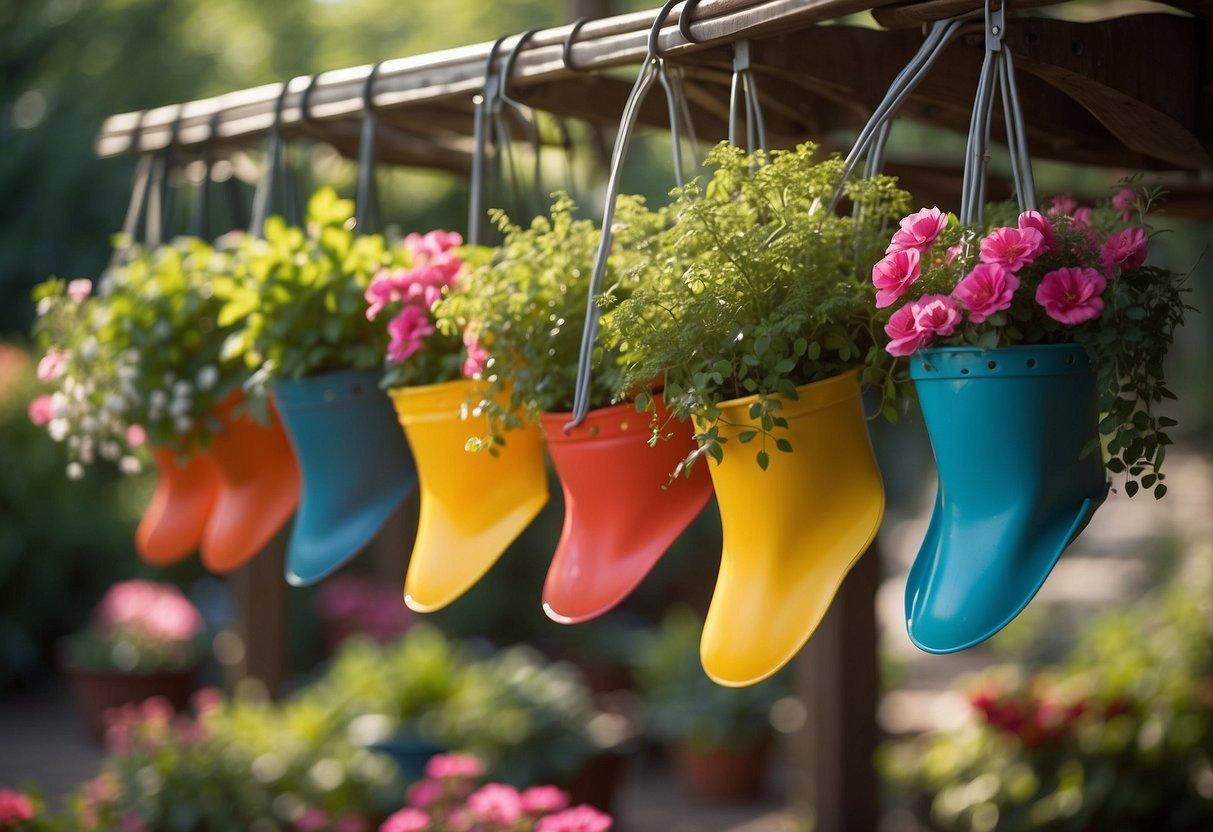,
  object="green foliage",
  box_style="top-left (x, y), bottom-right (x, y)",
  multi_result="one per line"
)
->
top-left (607, 142), bottom-right (911, 470)
top-left (881, 557), bottom-right (1213, 831)
top-left (220, 188), bottom-right (410, 384)
top-left (631, 606), bottom-right (793, 751)
top-left (436, 191), bottom-right (668, 448)
top-left (0, 348), bottom-right (146, 690)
